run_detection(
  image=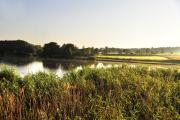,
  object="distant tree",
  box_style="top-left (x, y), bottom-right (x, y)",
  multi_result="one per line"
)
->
top-left (1, 40), bottom-right (180, 59)
top-left (145, 48), bottom-right (151, 55)
top-left (42, 42), bottom-right (60, 57)
top-left (83, 48), bottom-right (92, 56)
top-left (15, 40), bottom-right (35, 55)
top-left (93, 48), bottom-right (99, 55)
top-left (34, 45), bottom-right (43, 56)
top-left (0, 40), bottom-right (35, 56)
top-left (118, 49), bottom-right (123, 54)
top-left (160, 48), bottom-right (165, 53)
top-left (61, 44), bottom-right (77, 58)
top-left (123, 49), bottom-right (131, 55)
top-left (103, 46), bottom-right (109, 54)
